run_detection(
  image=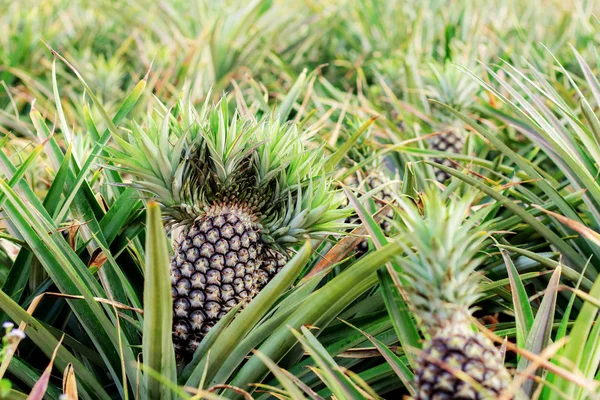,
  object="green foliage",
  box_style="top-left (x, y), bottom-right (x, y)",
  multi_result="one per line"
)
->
top-left (1, 0), bottom-right (600, 399)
